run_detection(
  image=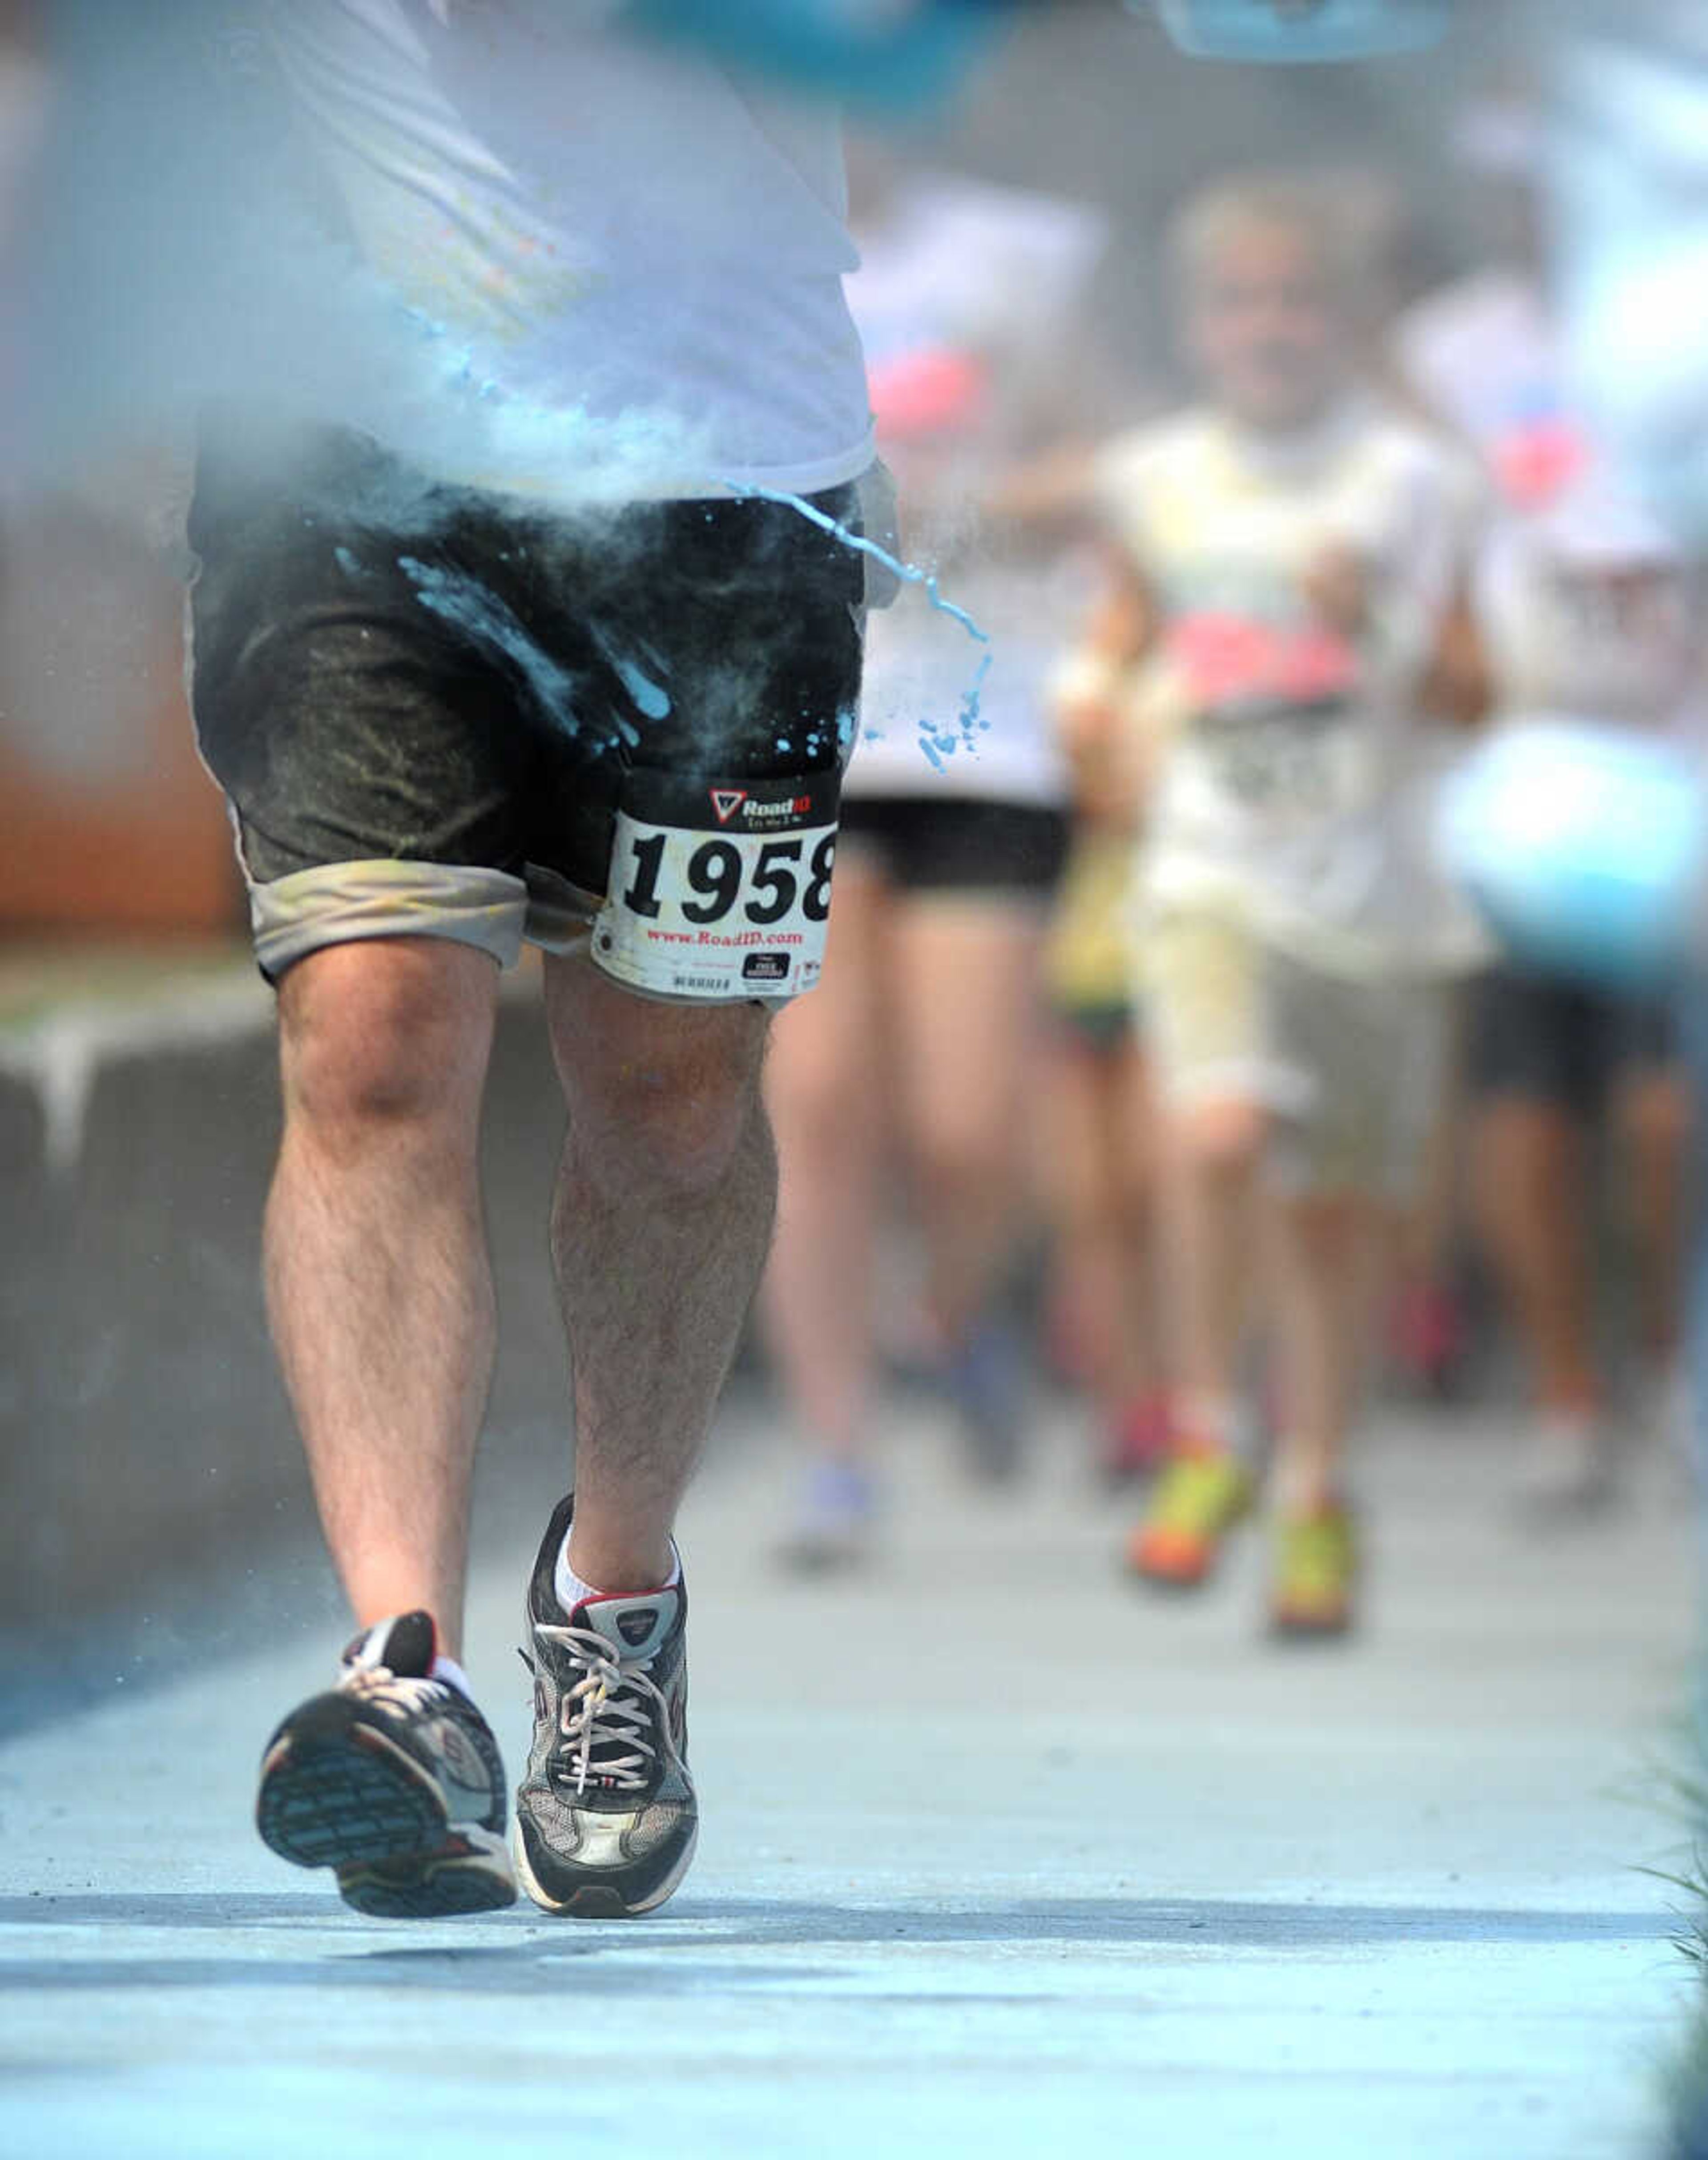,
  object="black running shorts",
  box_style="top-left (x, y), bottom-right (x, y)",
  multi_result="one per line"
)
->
top-left (188, 421), bottom-right (866, 994)
top-left (1468, 964), bottom-right (1677, 1116)
top-left (838, 796), bottom-right (1068, 897)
